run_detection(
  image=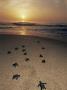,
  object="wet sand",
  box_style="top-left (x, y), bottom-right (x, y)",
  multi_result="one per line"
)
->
top-left (0, 35), bottom-right (67, 90)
